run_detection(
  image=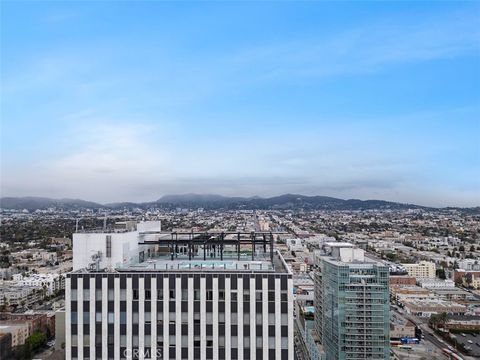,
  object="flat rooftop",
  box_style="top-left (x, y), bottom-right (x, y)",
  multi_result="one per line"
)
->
top-left (75, 251), bottom-right (289, 274)
top-left (321, 256), bottom-right (385, 267)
